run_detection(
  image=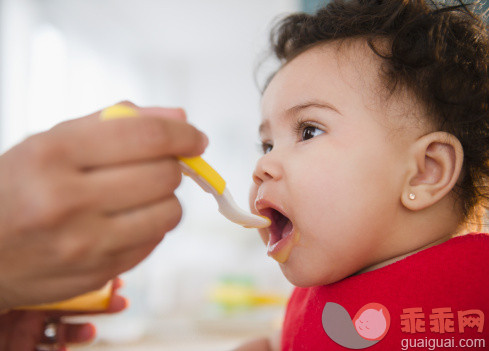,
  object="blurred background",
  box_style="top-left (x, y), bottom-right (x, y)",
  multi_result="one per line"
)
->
top-left (0, 0), bottom-right (327, 349)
